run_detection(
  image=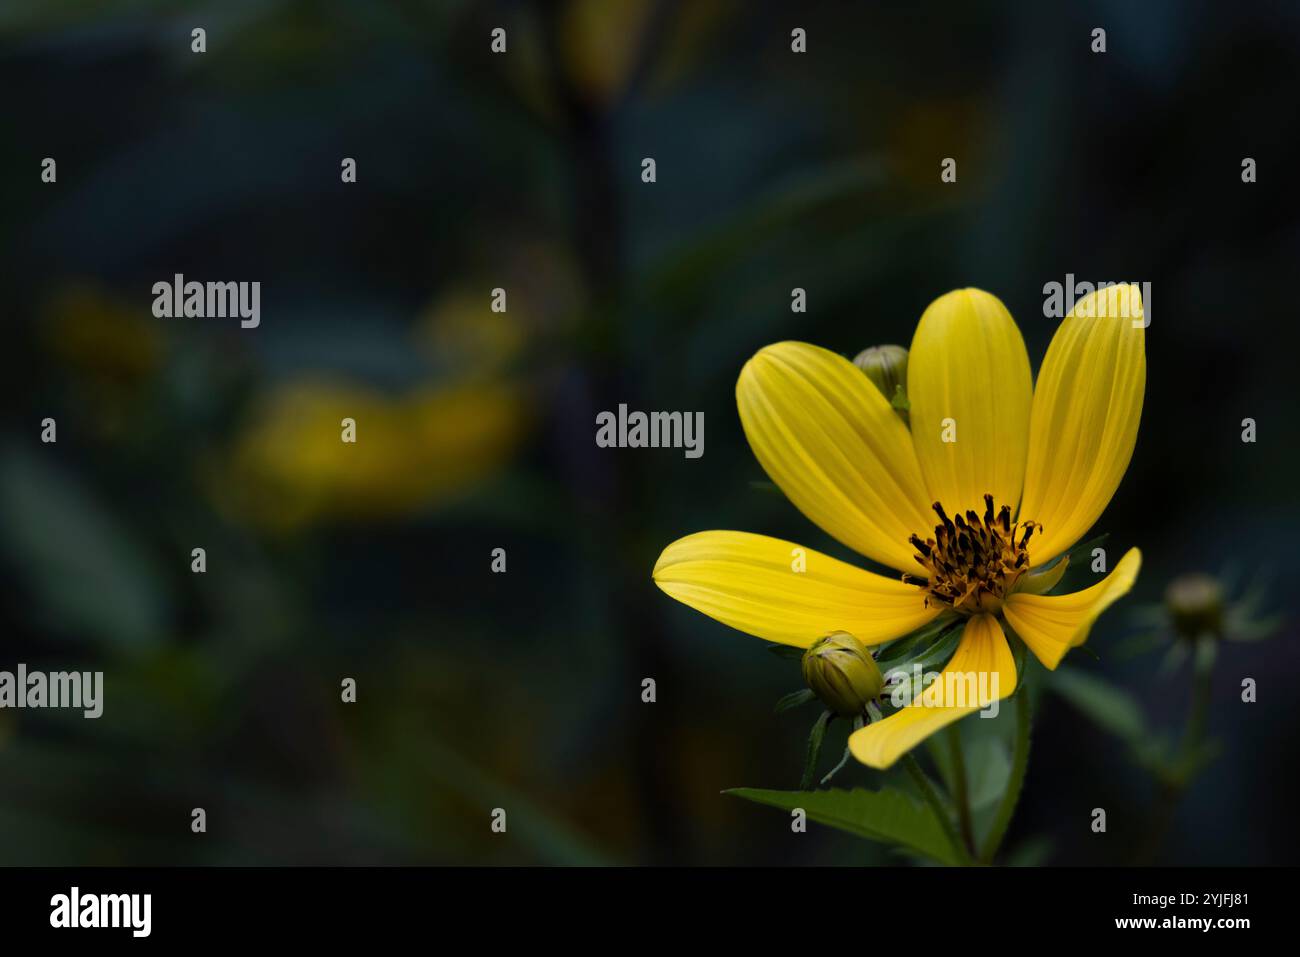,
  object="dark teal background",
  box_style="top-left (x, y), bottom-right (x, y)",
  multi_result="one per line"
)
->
top-left (1, 1), bottom-right (1296, 864)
